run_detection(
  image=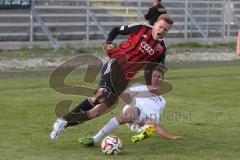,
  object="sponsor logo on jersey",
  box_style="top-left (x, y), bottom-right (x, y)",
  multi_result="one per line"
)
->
top-left (139, 42), bottom-right (154, 55)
